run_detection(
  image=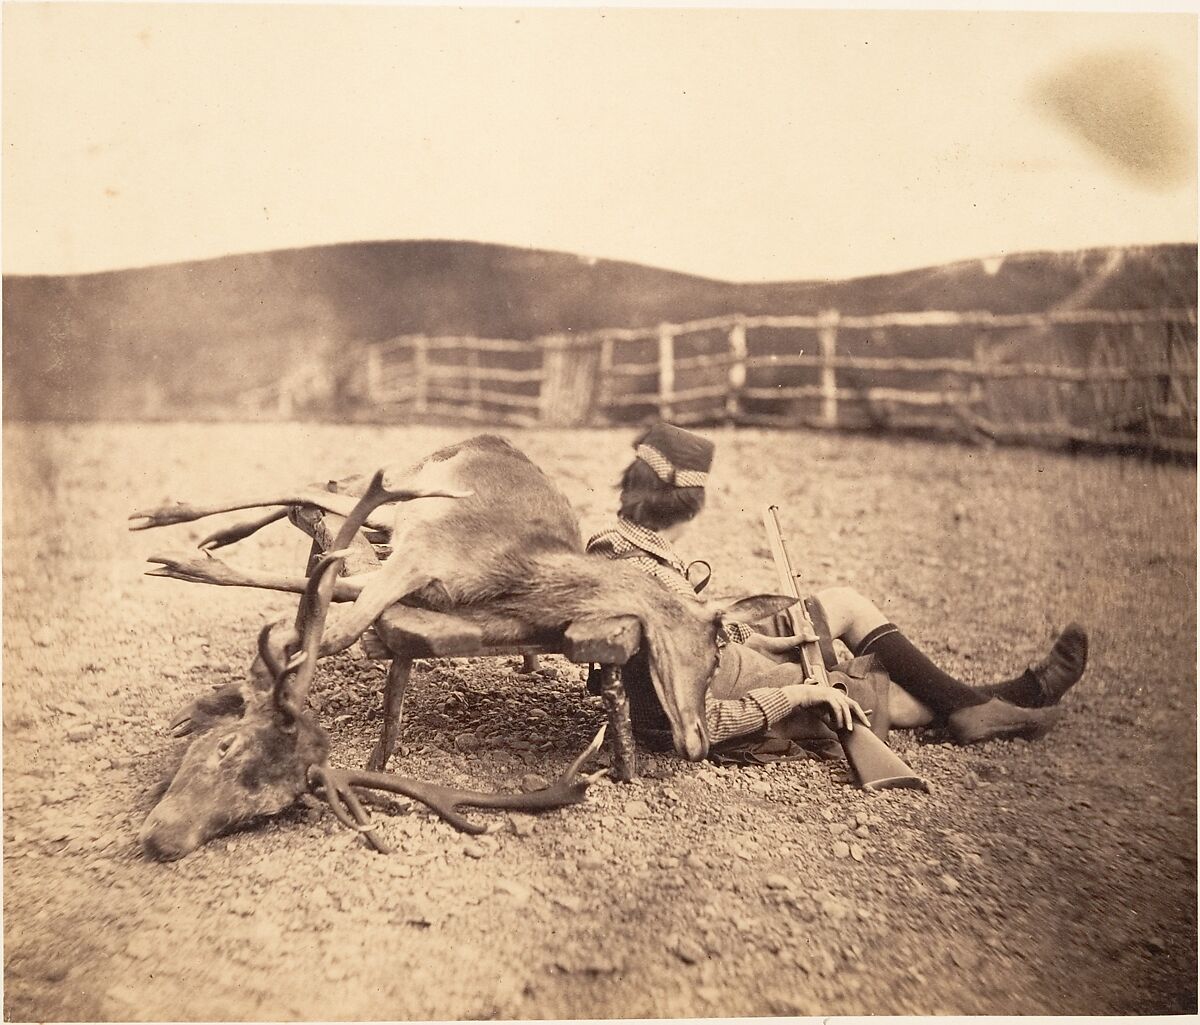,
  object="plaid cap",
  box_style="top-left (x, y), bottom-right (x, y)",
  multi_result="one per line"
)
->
top-left (634, 423), bottom-right (714, 489)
